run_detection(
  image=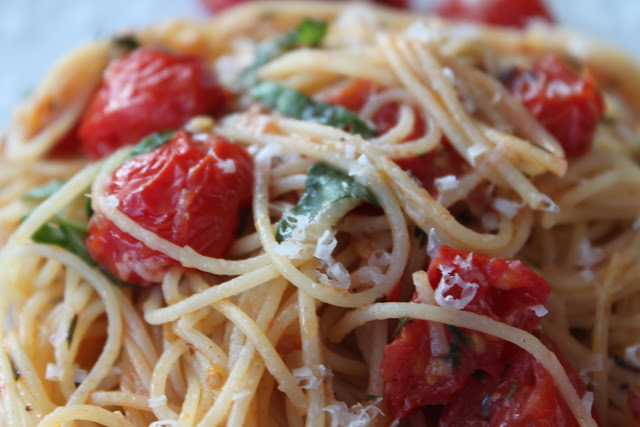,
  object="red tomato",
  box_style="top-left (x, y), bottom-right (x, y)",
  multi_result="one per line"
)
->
top-left (381, 245), bottom-right (551, 420)
top-left (86, 131), bottom-right (253, 286)
top-left (439, 343), bottom-right (585, 426)
top-left (433, 0), bottom-right (554, 28)
top-left (78, 48), bottom-right (228, 159)
top-left (503, 54), bottom-right (604, 158)
top-left (200, 0), bottom-right (247, 13)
